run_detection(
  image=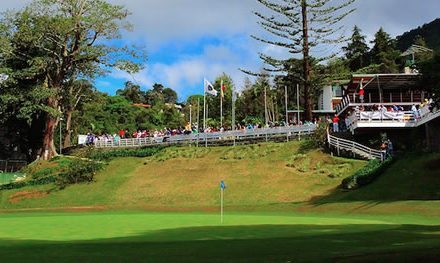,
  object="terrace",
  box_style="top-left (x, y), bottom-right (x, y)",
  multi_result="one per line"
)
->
top-left (334, 73), bottom-right (439, 131)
